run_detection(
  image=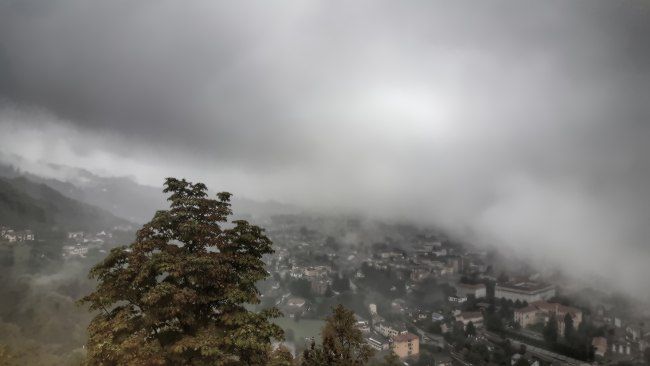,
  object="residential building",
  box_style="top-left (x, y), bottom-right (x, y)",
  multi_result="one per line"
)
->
top-left (448, 296), bottom-right (467, 304)
top-left (286, 297), bottom-right (306, 308)
top-left (369, 303), bottom-right (377, 316)
top-left (391, 332), bottom-right (419, 359)
top-left (455, 311), bottom-right (484, 328)
top-left (410, 267), bottom-right (430, 282)
top-left (366, 335), bottom-right (390, 351)
top-left (592, 337), bottom-right (607, 358)
top-left (62, 244), bottom-right (89, 258)
top-left (303, 265), bottom-right (330, 278)
top-left (376, 322), bottom-right (408, 338)
top-left (284, 297), bottom-right (307, 318)
top-left (1, 228), bottom-right (34, 243)
top-left (355, 315), bottom-right (370, 333)
top-left (514, 301), bottom-right (582, 335)
top-left (431, 312), bottom-right (445, 322)
top-left (68, 231), bottom-right (84, 240)
top-left (456, 283), bottom-right (487, 298)
top-left (310, 279), bottom-right (329, 296)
